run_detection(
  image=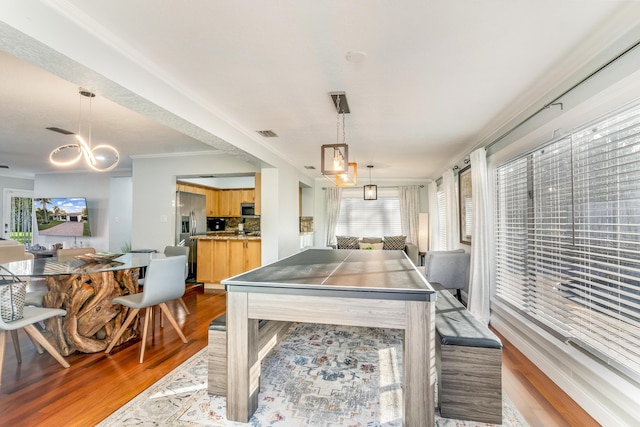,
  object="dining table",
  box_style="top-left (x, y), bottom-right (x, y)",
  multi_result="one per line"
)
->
top-left (222, 248), bottom-right (437, 426)
top-left (0, 252), bottom-right (154, 356)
